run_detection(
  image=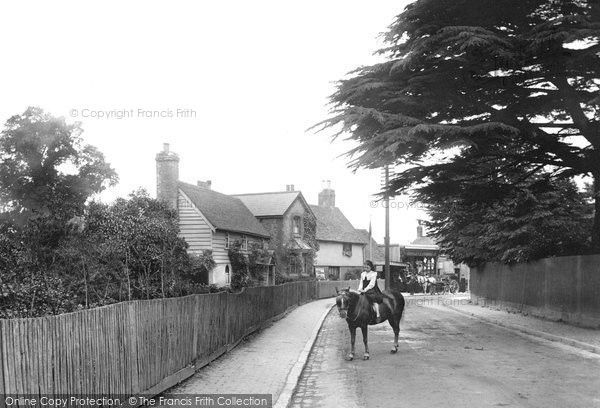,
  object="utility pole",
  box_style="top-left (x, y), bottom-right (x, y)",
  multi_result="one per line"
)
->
top-left (384, 165), bottom-right (391, 290)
